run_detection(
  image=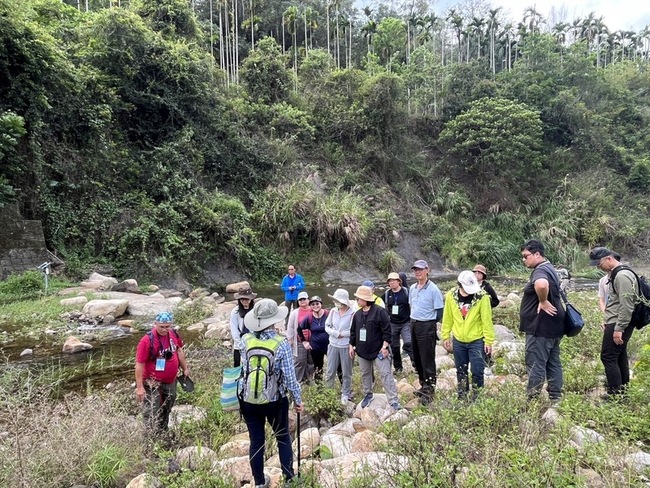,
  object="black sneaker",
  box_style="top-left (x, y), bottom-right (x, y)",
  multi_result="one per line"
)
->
top-left (361, 393), bottom-right (374, 408)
